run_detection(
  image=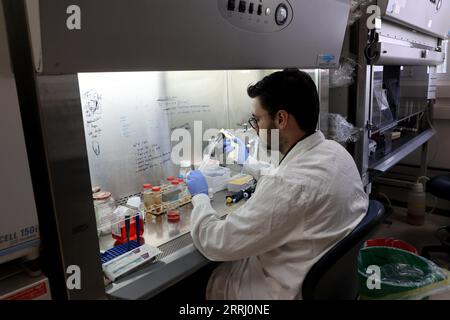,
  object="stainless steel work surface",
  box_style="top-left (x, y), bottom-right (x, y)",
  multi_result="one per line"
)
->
top-left (104, 190), bottom-right (246, 300)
